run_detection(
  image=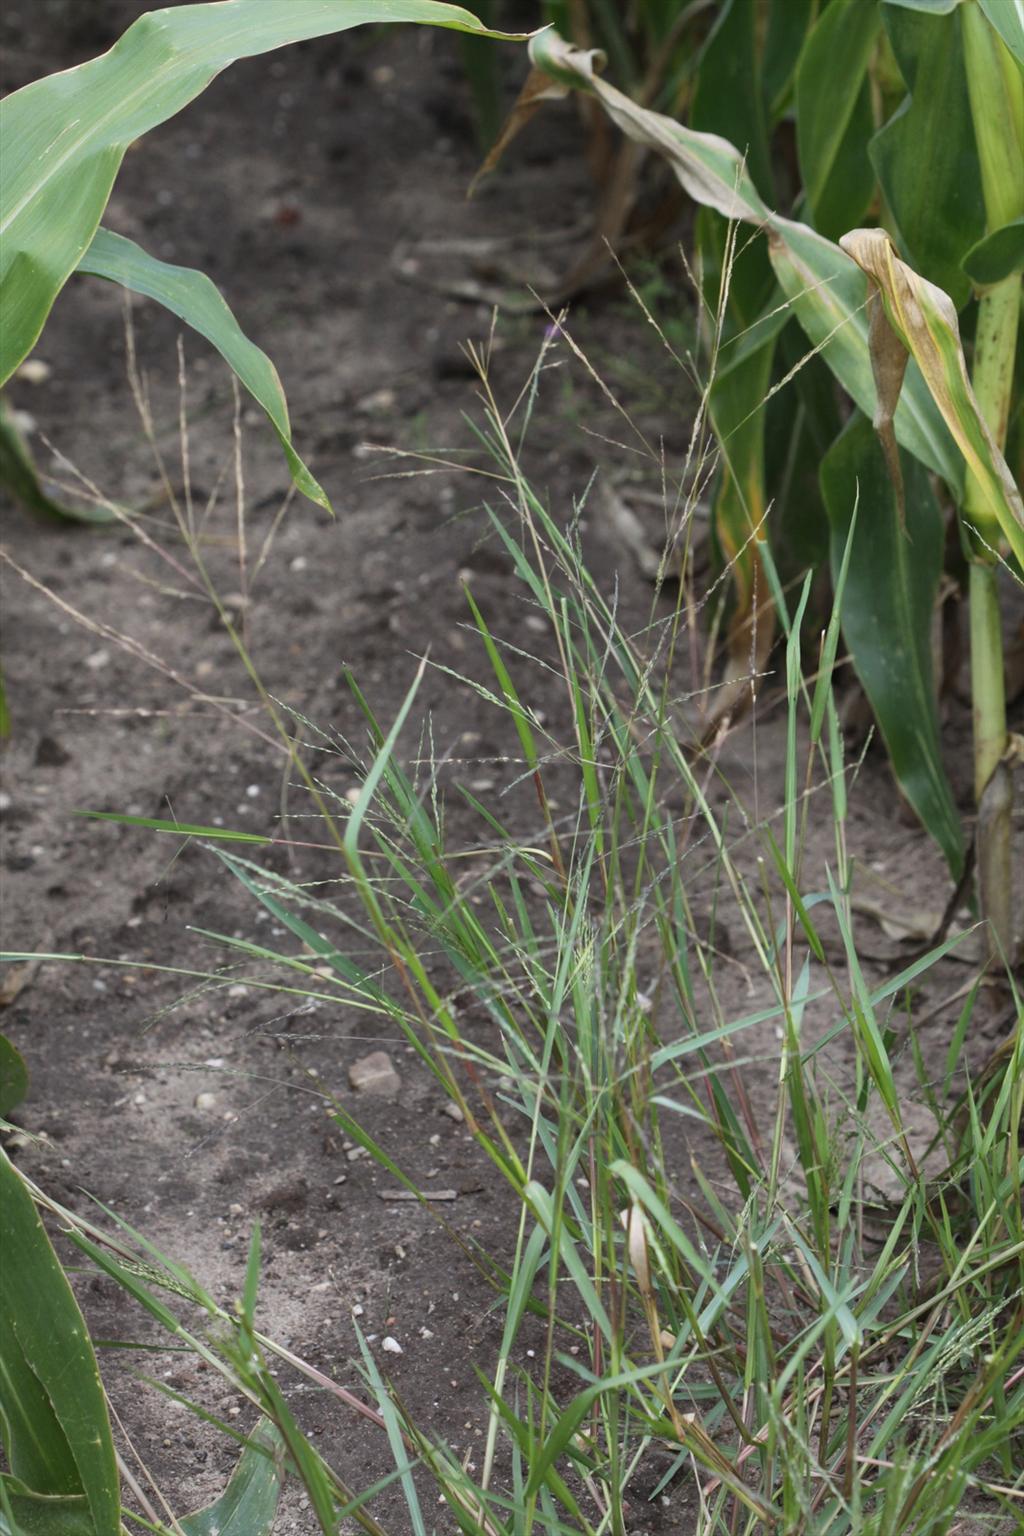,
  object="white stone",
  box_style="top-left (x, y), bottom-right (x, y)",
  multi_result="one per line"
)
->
top-left (348, 1051), bottom-right (401, 1098)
